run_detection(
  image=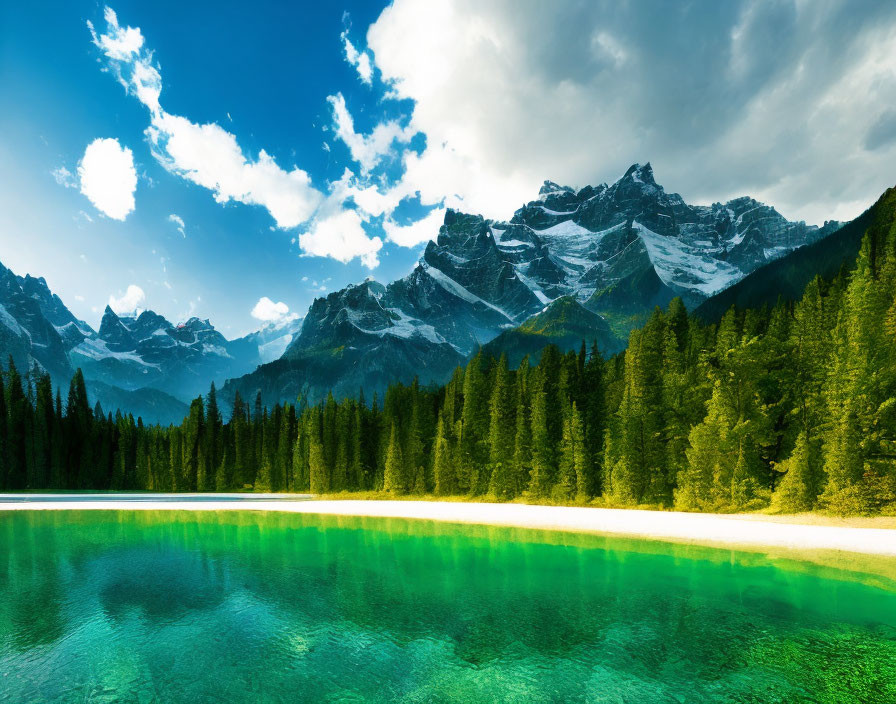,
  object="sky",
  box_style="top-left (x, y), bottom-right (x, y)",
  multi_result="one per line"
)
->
top-left (2, 1), bottom-right (896, 337)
